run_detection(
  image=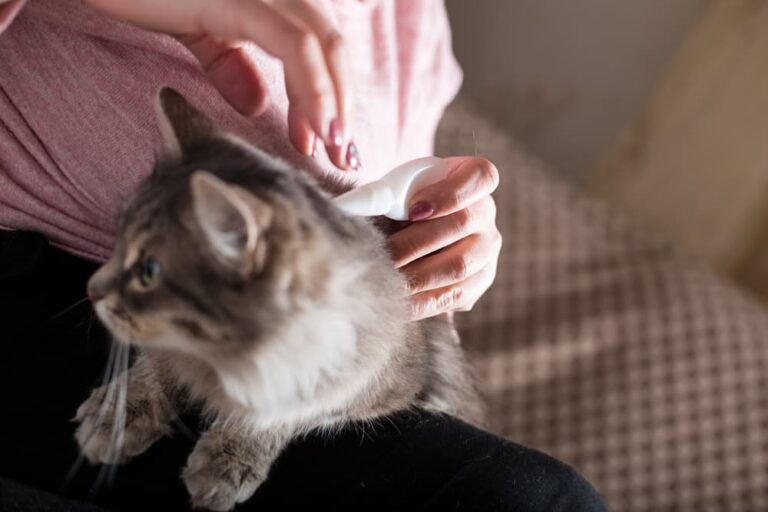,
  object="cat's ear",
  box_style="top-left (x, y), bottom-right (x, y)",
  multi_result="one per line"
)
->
top-left (190, 172), bottom-right (272, 275)
top-left (155, 87), bottom-right (216, 159)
